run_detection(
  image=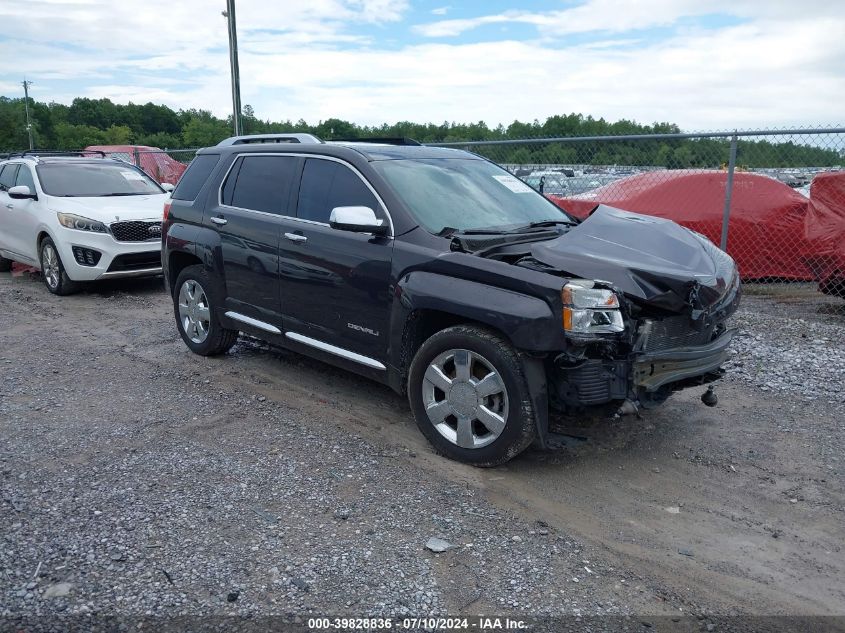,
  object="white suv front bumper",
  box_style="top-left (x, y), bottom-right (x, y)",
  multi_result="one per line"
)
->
top-left (53, 226), bottom-right (162, 282)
